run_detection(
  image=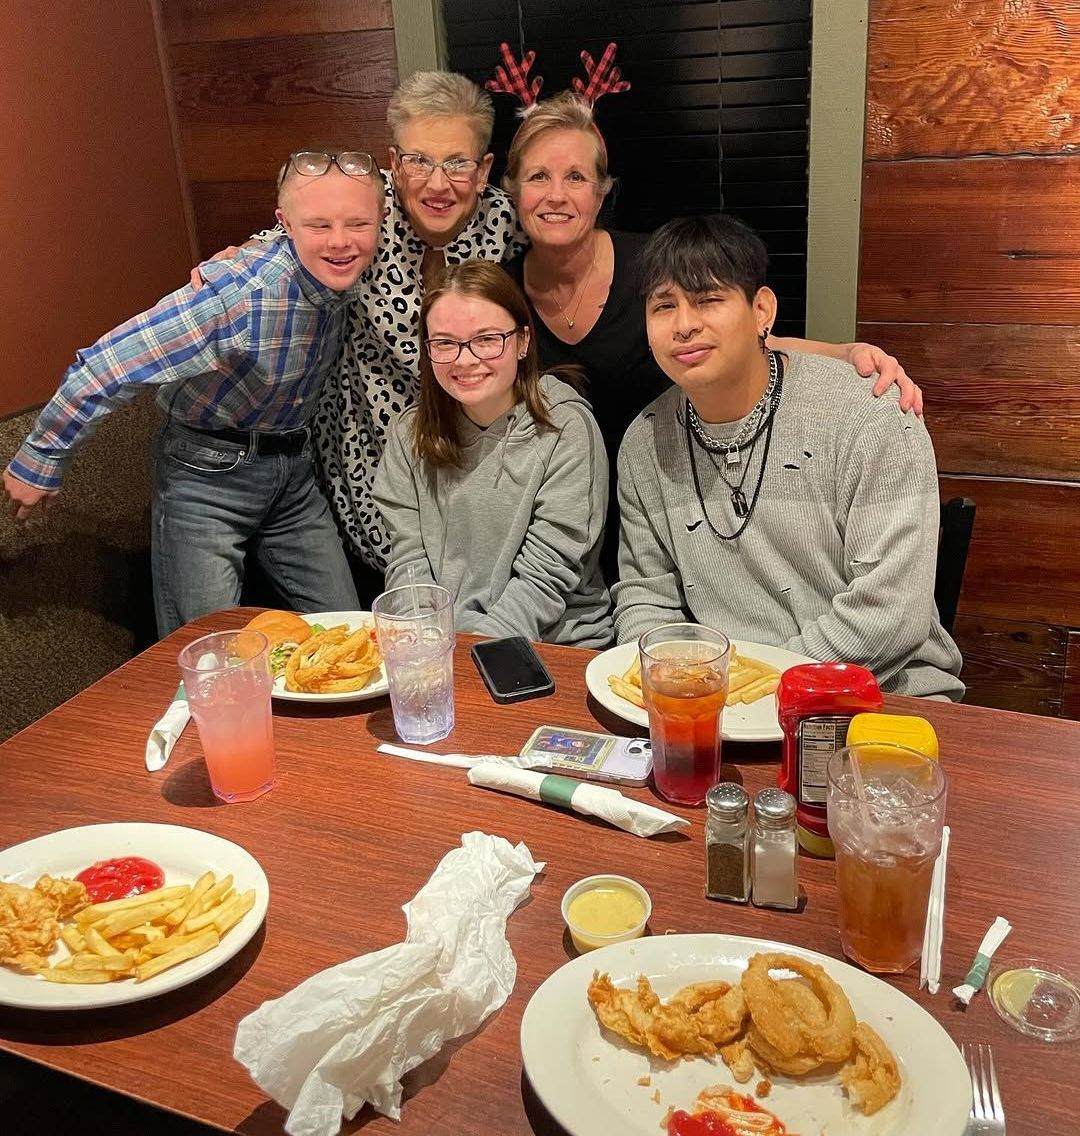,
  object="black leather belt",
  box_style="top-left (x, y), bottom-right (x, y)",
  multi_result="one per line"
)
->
top-left (187, 425), bottom-right (308, 455)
